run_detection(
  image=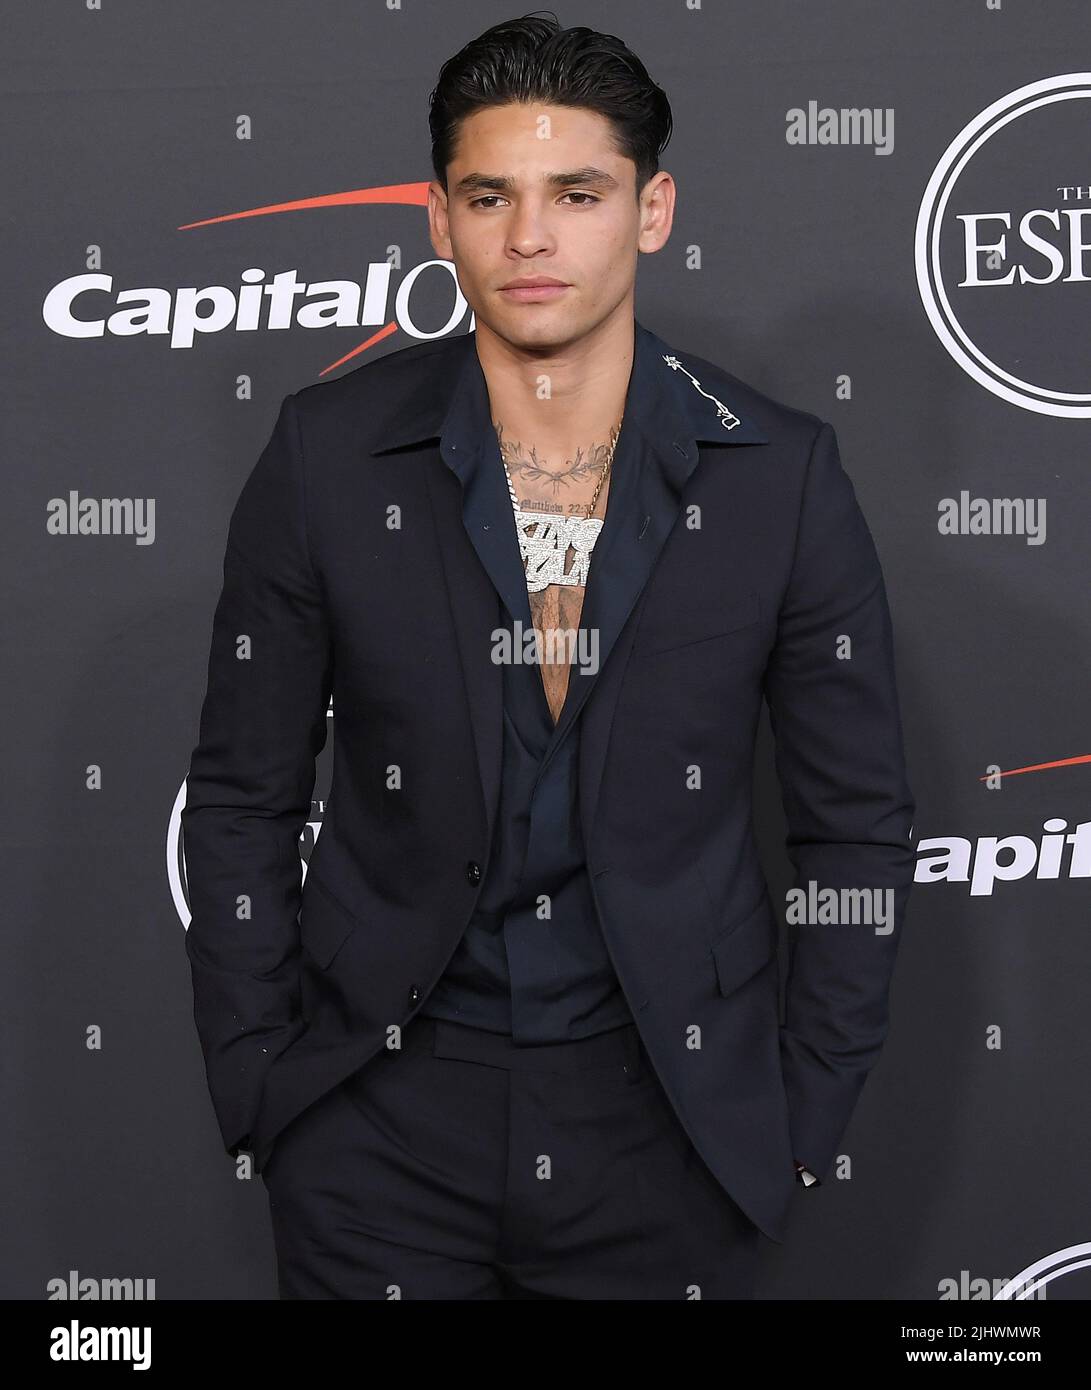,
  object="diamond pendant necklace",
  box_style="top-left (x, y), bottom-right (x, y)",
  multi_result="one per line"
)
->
top-left (498, 422), bottom-right (621, 594)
